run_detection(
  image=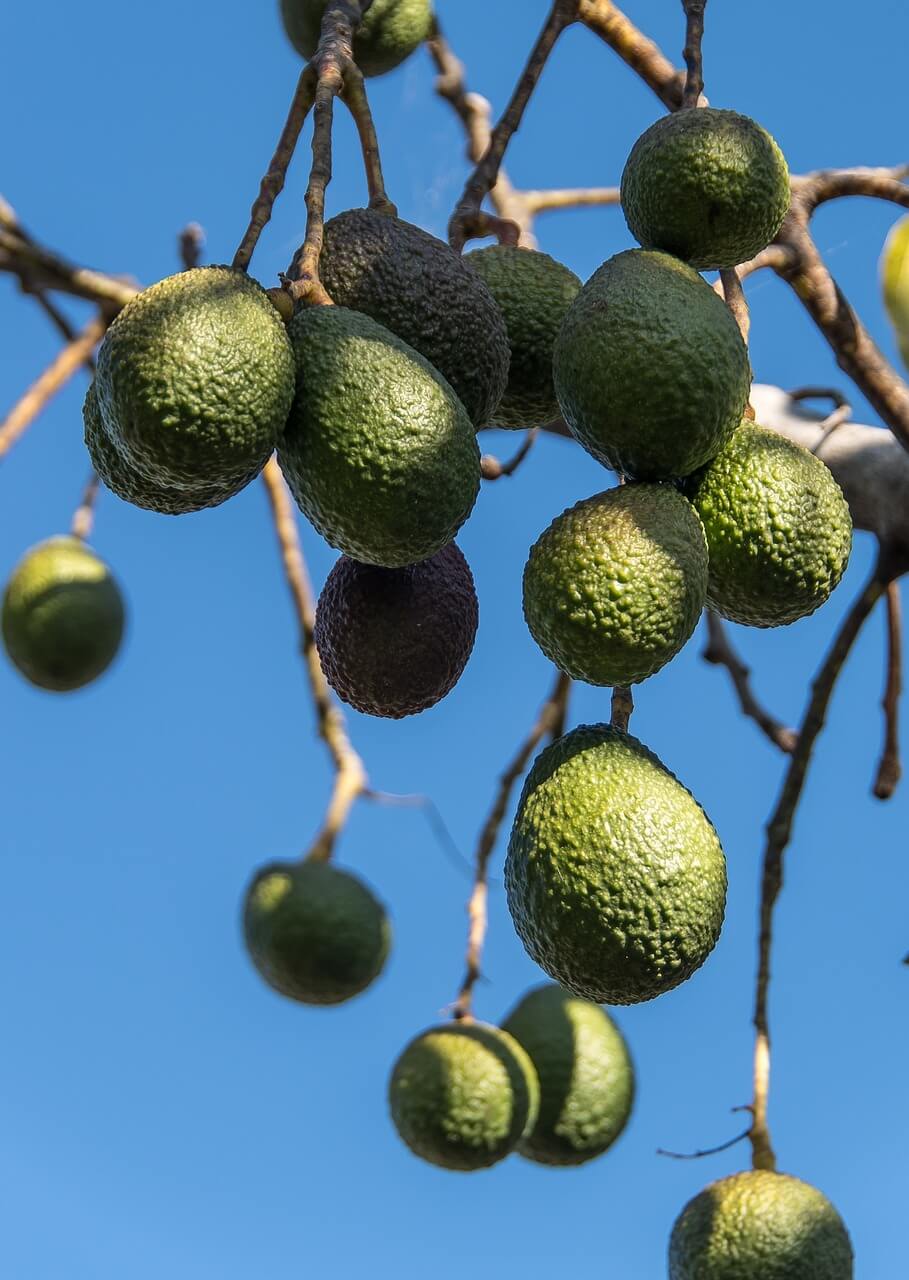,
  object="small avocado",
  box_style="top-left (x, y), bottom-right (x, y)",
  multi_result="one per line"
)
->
top-left (466, 246), bottom-right (581, 429)
top-left (2, 536), bottom-right (125, 693)
top-left (554, 249), bottom-right (751, 480)
top-left (501, 984), bottom-right (634, 1167)
top-left (243, 859), bottom-right (390, 1006)
top-left (621, 108), bottom-right (790, 270)
top-left (523, 484), bottom-right (708, 687)
top-left (319, 208), bottom-right (510, 427)
top-left (685, 420), bottom-right (852, 626)
top-left (278, 306), bottom-right (480, 568)
top-left (669, 1170), bottom-right (854, 1279)
top-left (88, 266), bottom-right (294, 514)
top-left (881, 214), bottom-right (909, 371)
top-left (280, 0), bottom-right (432, 77)
top-left (506, 724), bottom-right (726, 1006)
top-left (389, 1021), bottom-right (540, 1171)
top-left (315, 543), bottom-right (478, 718)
